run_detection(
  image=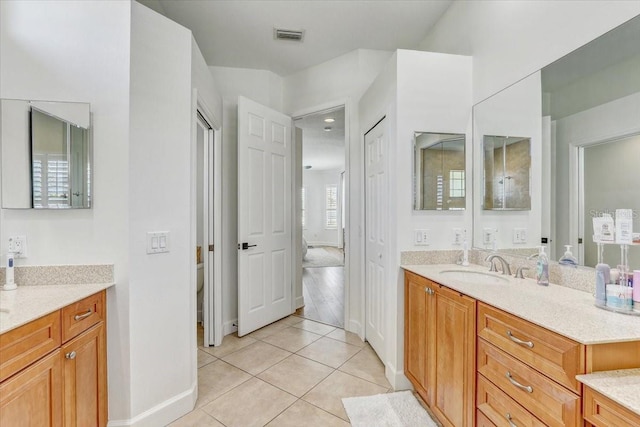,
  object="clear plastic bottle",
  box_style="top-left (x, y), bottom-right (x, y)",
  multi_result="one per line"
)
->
top-left (536, 246), bottom-right (549, 286)
top-left (559, 245), bottom-right (578, 267)
top-left (594, 243), bottom-right (609, 305)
